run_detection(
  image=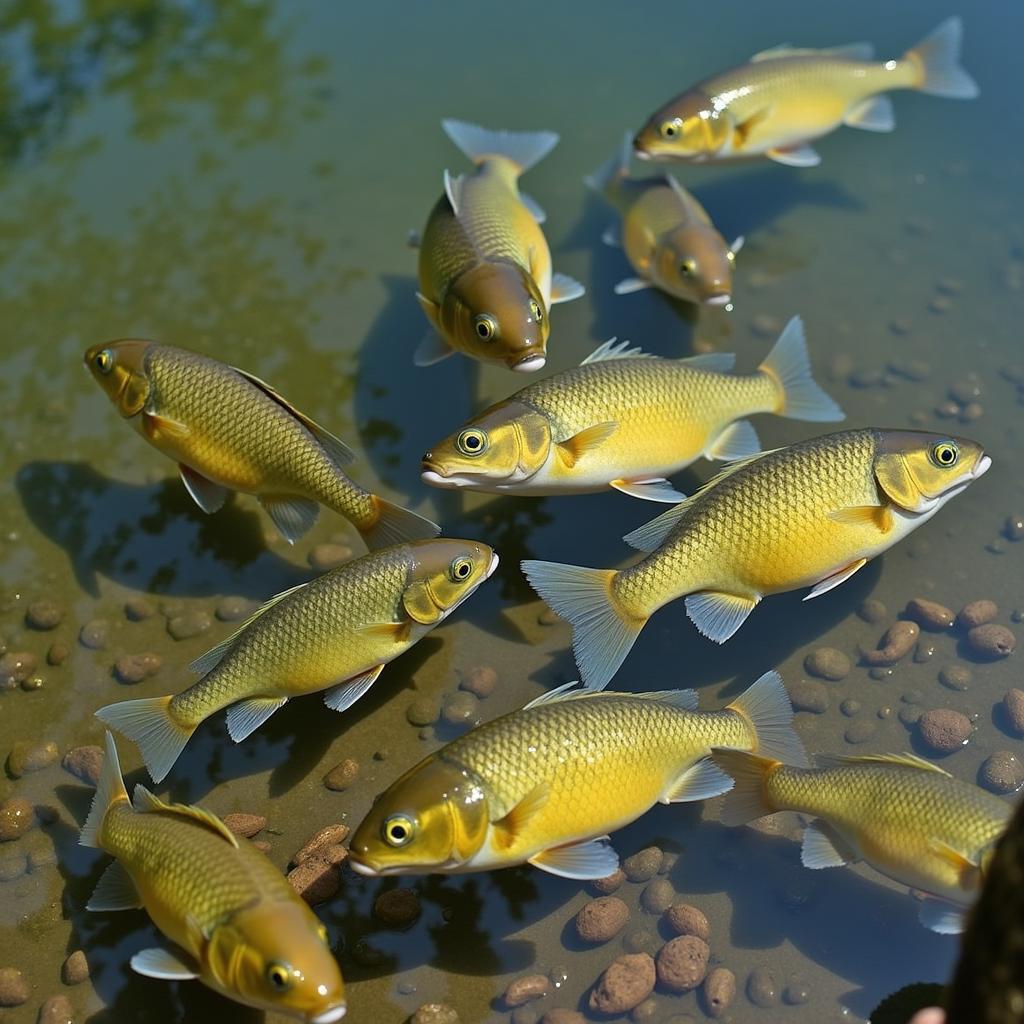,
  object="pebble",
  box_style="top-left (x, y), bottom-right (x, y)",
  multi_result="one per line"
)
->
top-left (844, 720), bottom-right (876, 744)
top-left (750, 314), bottom-right (781, 338)
top-left (61, 951), bottom-right (88, 986)
top-left (459, 665), bottom-right (497, 698)
top-left (918, 709), bottom-right (971, 753)
top-left (0, 849), bottom-right (27, 881)
top-left (629, 998), bottom-right (658, 1022)
top-left (540, 1012), bottom-right (584, 1024)
top-left (656, 936), bottom-right (709, 993)
top-left (622, 846), bottom-right (662, 882)
top-left (251, 839), bottom-right (271, 854)
top-left (958, 600), bottom-right (998, 629)
top-left (861, 621), bottom-right (919, 665)
top-left (746, 967), bottom-right (779, 1007)
top-left (663, 903), bottom-right (710, 940)
top-left (967, 624), bottom-right (1016, 659)
top-left (783, 975), bottom-right (810, 1005)
top-left (410, 1004), bottom-right (459, 1024)
top-left (914, 641), bottom-right (937, 663)
top-left (1003, 516), bottom-right (1024, 542)
top-left (870, 666), bottom-right (896, 681)
top-left (79, 619), bottom-right (110, 649)
top-left (37, 994), bottom-right (74, 1024)
top-left (928, 295), bottom-right (951, 314)
top-left (166, 610), bottom-right (211, 640)
top-left (222, 813), bottom-right (266, 838)
top-left (658, 851), bottom-right (678, 875)
top-left (46, 643), bottom-right (68, 667)
top-left (0, 798), bottom-right (34, 841)
top-left (287, 858), bottom-right (341, 905)
top-left (215, 597), bottom-right (252, 621)
top-left (949, 377), bottom-right (980, 402)
top-left (292, 824), bottom-right (349, 866)
top-left (0, 651), bottom-right (38, 688)
top-left (7, 740), bottom-right (58, 777)
top-left (61, 746), bottom-right (102, 787)
top-left (621, 929), bottom-right (659, 956)
top-left (980, 752), bottom-right (1024, 794)
top-left (25, 601), bottom-right (62, 631)
top-left (848, 368), bottom-right (883, 389)
top-left (789, 680), bottom-right (829, 714)
top-left (373, 888), bottom-right (421, 928)
top-left (935, 400), bottom-right (959, 419)
top-left (1003, 689), bottom-right (1024, 735)
top-left (590, 869), bottom-right (625, 895)
top-left (589, 953), bottom-right (656, 1014)
top-left (702, 968), bottom-right (735, 1018)
top-left (840, 698), bottom-right (861, 717)
top-left (939, 665), bottom-right (971, 692)
top-left (308, 543), bottom-right (352, 572)
top-left (898, 705), bottom-right (923, 726)
top-left (575, 896), bottom-right (629, 943)
top-left (857, 599), bottom-right (887, 624)
top-left (323, 758), bottom-right (360, 791)
top-left (503, 975), bottom-right (550, 1008)
top-left (905, 598), bottom-right (955, 631)
top-left (639, 878), bottom-right (674, 914)
top-left (405, 696), bottom-right (440, 727)
top-left (441, 690), bottom-right (479, 726)
top-left (0, 966), bottom-right (29, 1006)
top-left (113, 652), bottom-right (161, 684)
top-left (124, 598), bottom-right (155, 621)
top-left (961, 401), bottom-right (983, 423)
top-left (803, 647), bottom-right (850, 681)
